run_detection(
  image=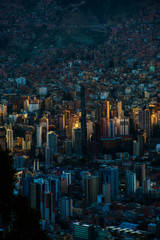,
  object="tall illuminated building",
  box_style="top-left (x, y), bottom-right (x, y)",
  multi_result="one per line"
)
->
top-left (151, 113), bottom-right (157, 134)
top-left (120, 118), bottom-right (129, 136)
top-left (132, 106), bottom-right (141, 131)
top-left (138, 109), bottom-right (150, 138)
top-left (87, 120), bottom-right (94, 140)
top-left (6, 127), bottom-right (13, 150)
top-left (64, 110), bottom-right (71, 128)
top-left (104, 101), bottom-right (110, 119)
top-left (66, 114), bottom-right (80, 139)
top-left (117, 101), bottom-right (123, 119)
top-left (81, 85), bottom-right (87, 156)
